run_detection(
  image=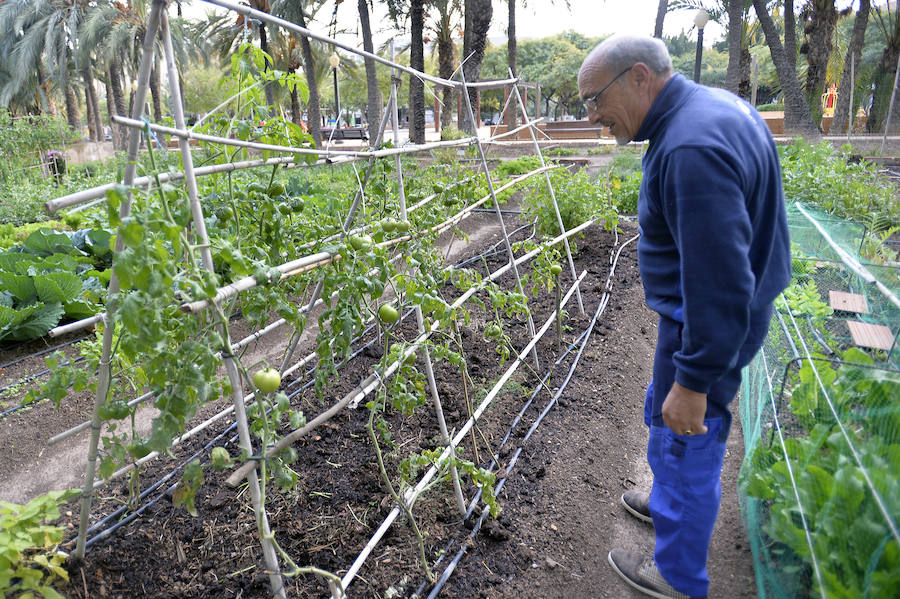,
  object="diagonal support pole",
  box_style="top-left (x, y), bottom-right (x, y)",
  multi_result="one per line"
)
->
top-left (459, 68), bottom-right (540, 370)
top-left (73, 0), bottom-right (164, 561)
top-left (389, 41), bottom-right (467, 517)
top-left (159, 7), bottom-right (286, 598)
top-left (508, 69), bottom-right (584, 315)
top-left (278, 83), bottom-right (397, 375)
